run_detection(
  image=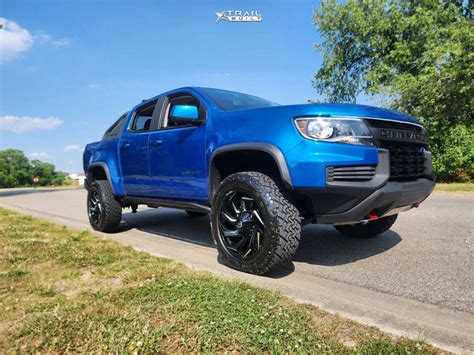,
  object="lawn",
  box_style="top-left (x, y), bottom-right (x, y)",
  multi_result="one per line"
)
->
top-left (0, 208), bottom-right (438, 352)
top-left (434, 183), bottom-right (473, 192)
